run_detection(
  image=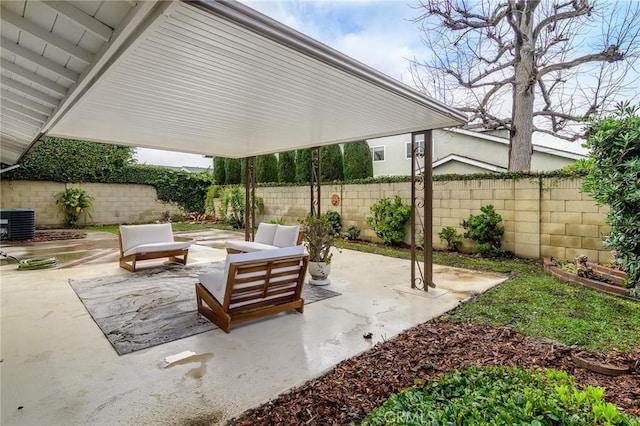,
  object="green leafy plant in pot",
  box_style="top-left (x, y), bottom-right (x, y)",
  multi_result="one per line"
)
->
top-left (301, 214), bottom-right (336, 286)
